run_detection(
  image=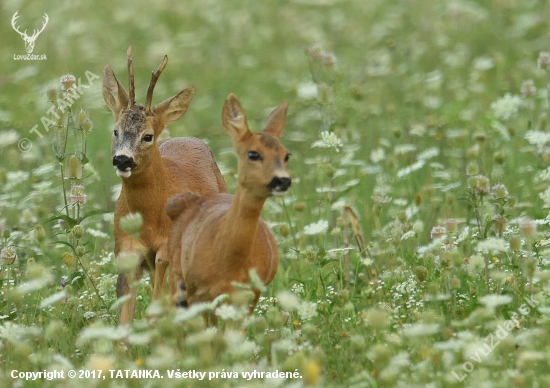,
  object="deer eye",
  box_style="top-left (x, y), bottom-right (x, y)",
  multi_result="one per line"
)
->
top-left (113, 130), bottom-right (118, 138)
top-left (248, 151), bottom-right (262, 161)
top-left (284, 154), bottom-right (291, 162)
top-left (143, 134), bottom-right (153, 142)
